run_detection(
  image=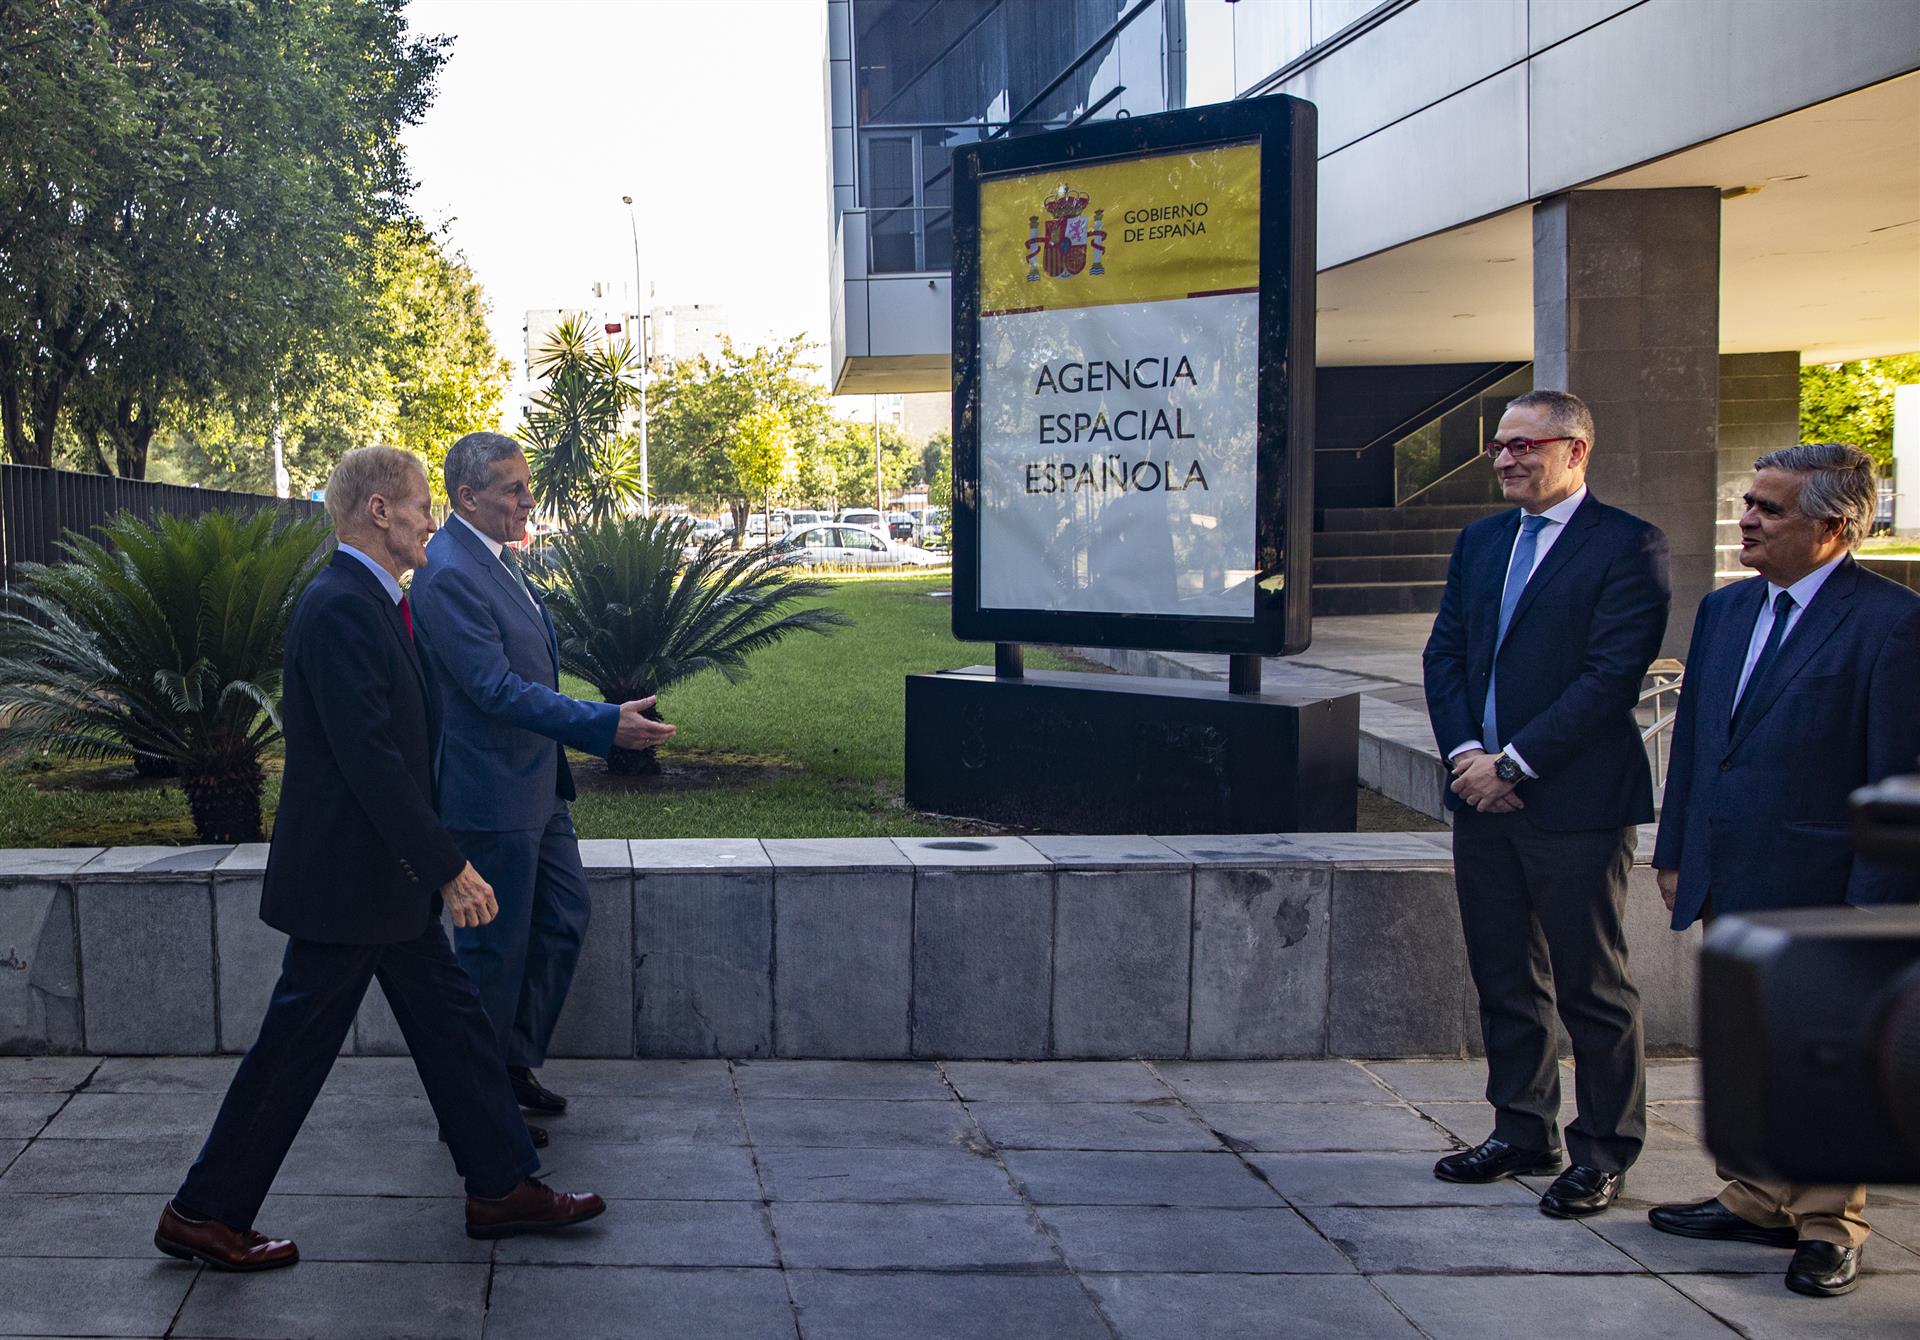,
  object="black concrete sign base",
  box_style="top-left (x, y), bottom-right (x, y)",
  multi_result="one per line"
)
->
top-left (905, 667), bottom-right (1358, 835)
